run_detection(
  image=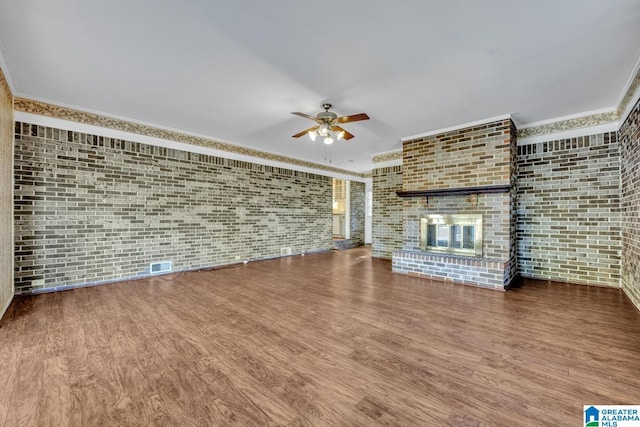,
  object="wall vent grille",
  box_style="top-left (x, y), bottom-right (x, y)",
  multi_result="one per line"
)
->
top-left (150, 261), bottom-right (172, 274)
